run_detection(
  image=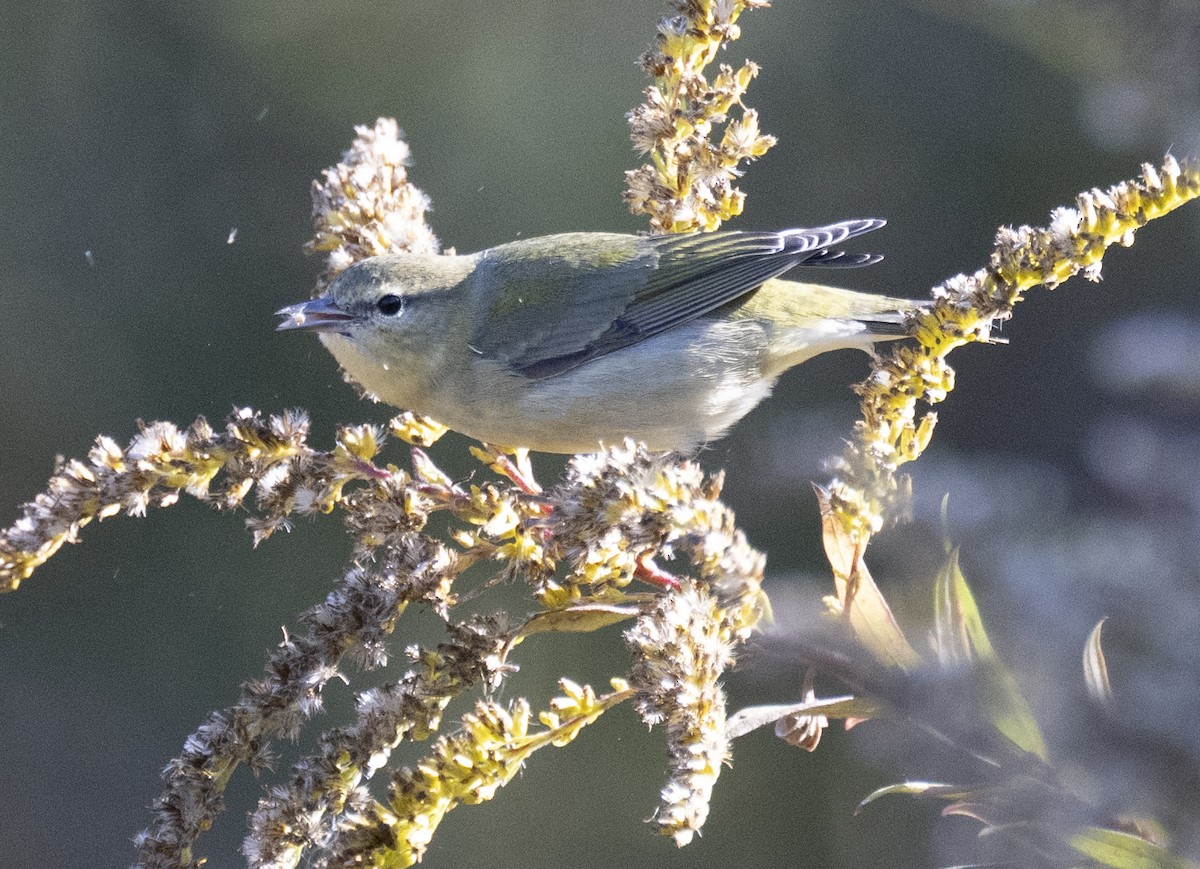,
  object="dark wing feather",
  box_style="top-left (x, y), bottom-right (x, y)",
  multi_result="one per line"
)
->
top-left (472, 220), bottom-right (886, 380)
